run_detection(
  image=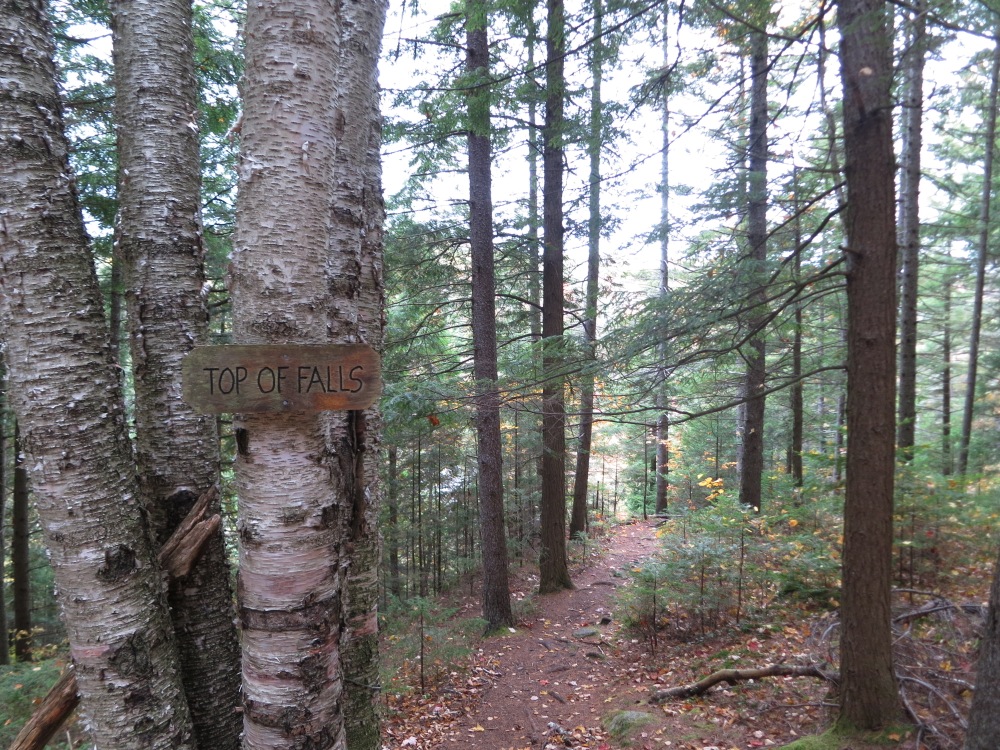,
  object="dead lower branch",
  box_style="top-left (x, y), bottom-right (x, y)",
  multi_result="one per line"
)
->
top-left (11, 485), bottom-right (223, 750)
top-left (649, 663), bottom-right (837, 702)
